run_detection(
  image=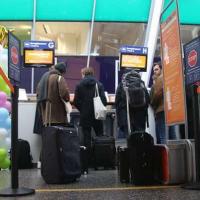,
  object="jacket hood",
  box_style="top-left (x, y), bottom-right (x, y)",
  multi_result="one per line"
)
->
top-left (81, 75), bottom-right (97, 86)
